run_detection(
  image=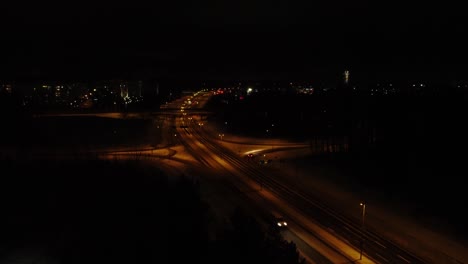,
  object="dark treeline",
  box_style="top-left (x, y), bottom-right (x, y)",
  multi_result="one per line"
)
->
top-left (0, 159), bottom-right (303, 264)
top-left (0, 116), bottom-right (157, 150)
top-left (206, 86), bottom-right (468, 239)
top-left (0, 116), bottom-right (154, 149)
top-left (0, 89), bottom-right (31, 146)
